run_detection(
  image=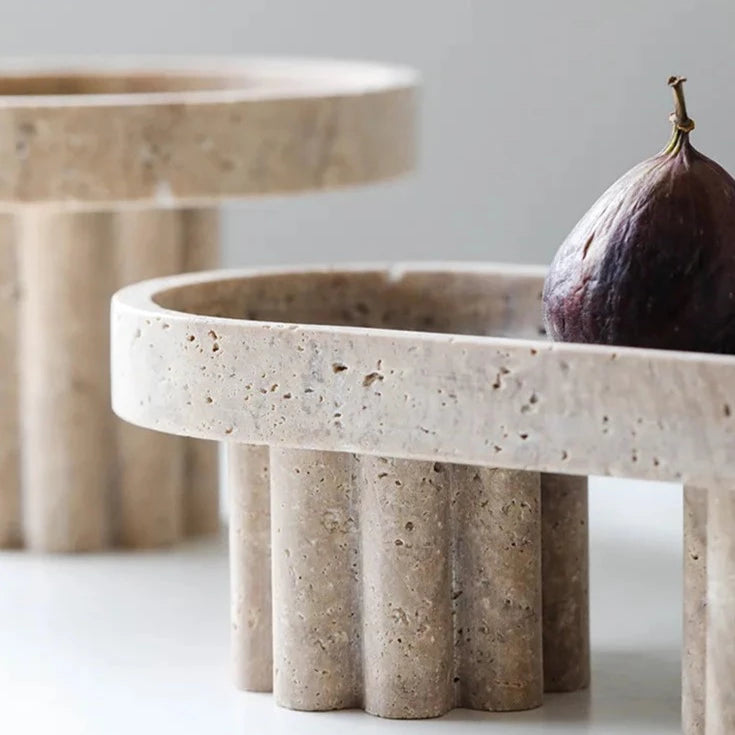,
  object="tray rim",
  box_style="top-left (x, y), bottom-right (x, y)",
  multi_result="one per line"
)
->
top-left (111, 262), bottom-right (735, 487)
